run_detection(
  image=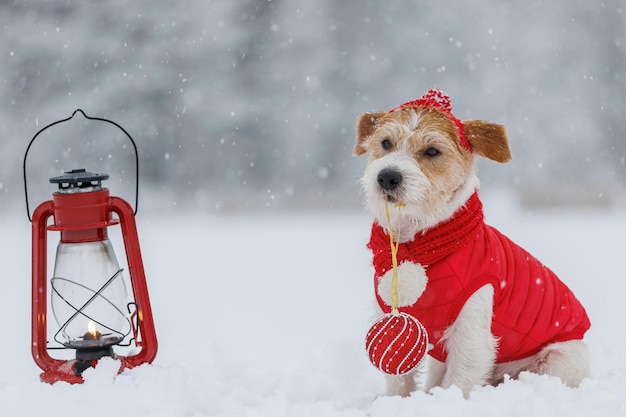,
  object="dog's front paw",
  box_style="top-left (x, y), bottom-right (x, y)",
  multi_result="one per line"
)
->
top-left (377, 261), bottom-right (428, 307)
top-left (385, 373), bottom-right (417, 397)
